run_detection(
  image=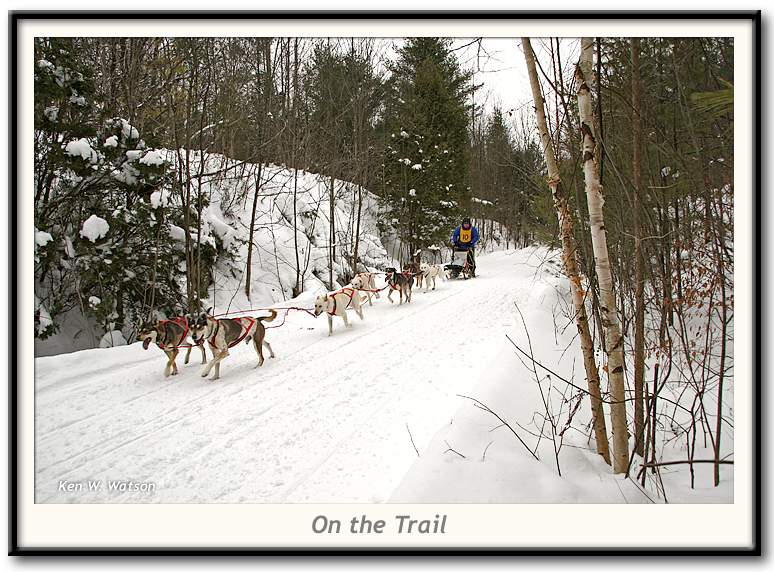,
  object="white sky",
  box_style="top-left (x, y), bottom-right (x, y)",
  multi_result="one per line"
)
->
top-left (371, 37), bottom-right (582, 136)
top-left (456, 38), bottom-right (581, 115)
